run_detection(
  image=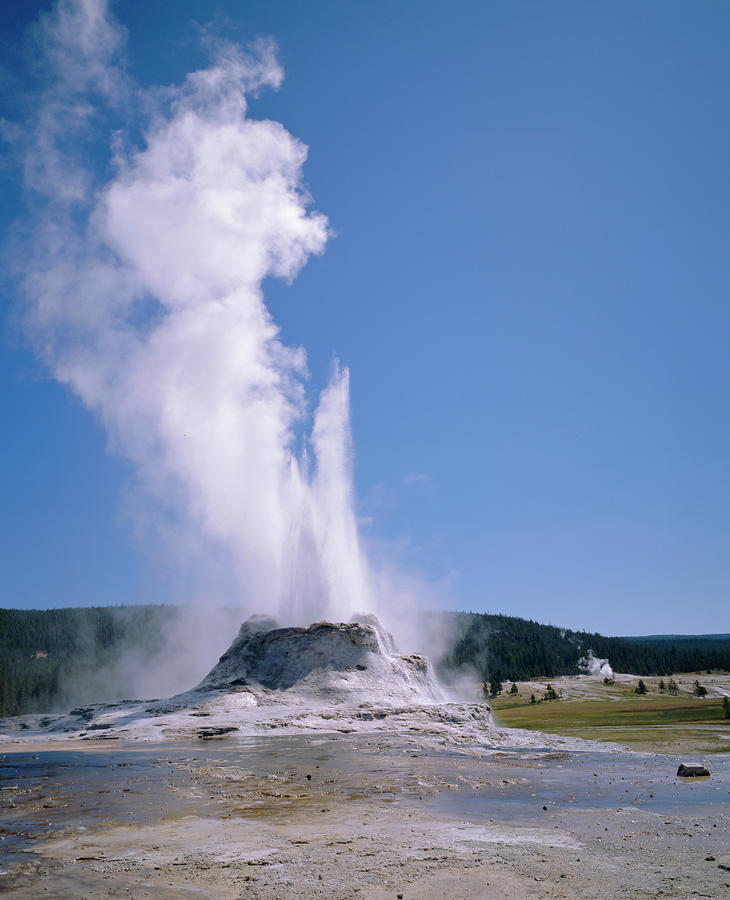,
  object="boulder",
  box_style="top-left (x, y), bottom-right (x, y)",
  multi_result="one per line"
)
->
top-left (677, 763), bottom-right (710, 777)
